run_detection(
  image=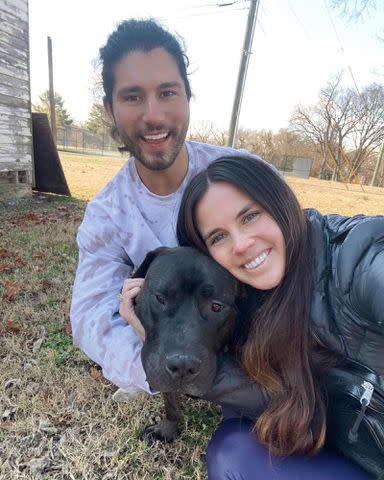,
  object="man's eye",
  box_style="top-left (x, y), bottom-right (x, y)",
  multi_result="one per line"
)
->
top-left (211, 302), bottom-right (224, 313)
top-left (161, 90), bottom-right (175, 98)
top-left (155, 294), bottom-right (166, 305)
top-left (123, 95), bottom-right (140, 103)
